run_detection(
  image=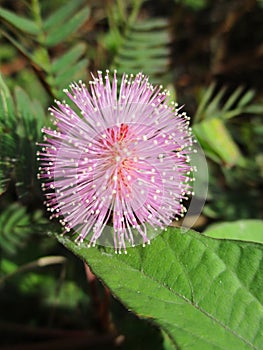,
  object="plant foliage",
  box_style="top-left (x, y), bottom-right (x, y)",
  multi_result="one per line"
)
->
top-left (112, 18), bottom-right (171, 81)
top-left (55, 227), bottom-right (263, 350)
top-left (0, 0), bottom-right (89, 97)
top-left (0, 0), bottom-right (263, 348)
top-left (0, 73), bottom-right (45, 200)
top-left (193, 83), bottom-right (263, 166)
top-left (0, 203), bottom-right (48, 256)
